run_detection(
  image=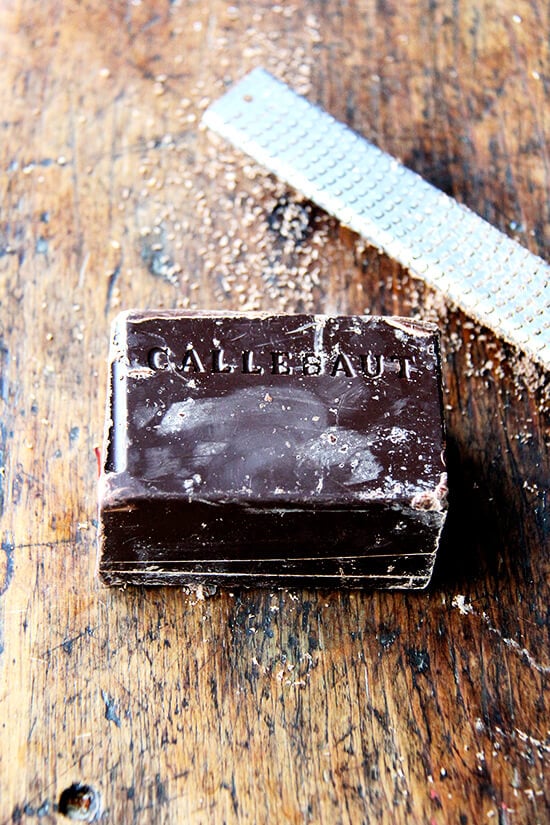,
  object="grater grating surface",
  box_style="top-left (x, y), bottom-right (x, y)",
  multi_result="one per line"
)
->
top-left (203, 69), bottom-right (550, 369)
